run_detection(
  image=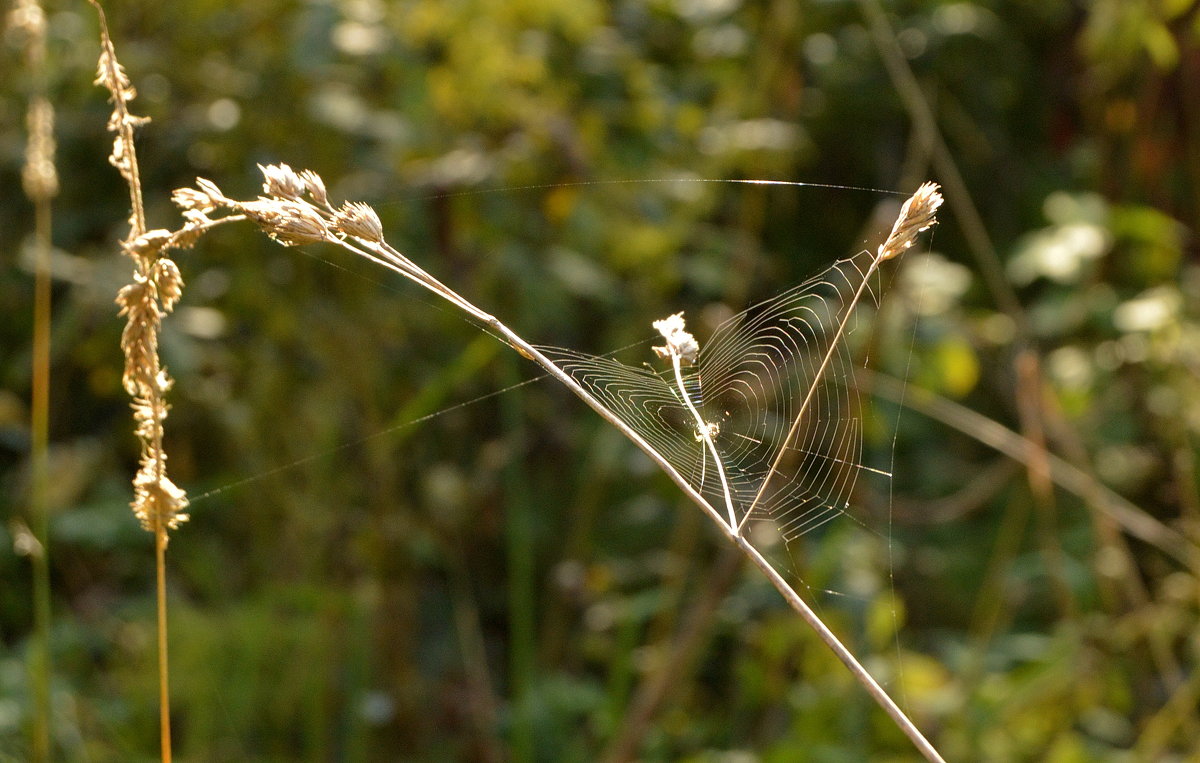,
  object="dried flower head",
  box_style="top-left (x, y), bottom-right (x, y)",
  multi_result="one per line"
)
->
top-left (239, 199), bottom-right (328, 246)
top-left (259, 162), bottom-right (306, 201)
top-left (878, 181), bottom-right (943, 262)
top-left (652, 312), bottom-right (700, 365)
top-left (334, 201), bottom-right (384, 243)
top-left (132, 453), bottom-right (189, 532)
top-left (153, 258), bottom-right (184, 312)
